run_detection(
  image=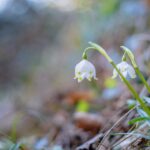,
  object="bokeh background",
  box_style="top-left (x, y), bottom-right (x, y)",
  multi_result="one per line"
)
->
top-left (0, 0), bottom-right (150, 149)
